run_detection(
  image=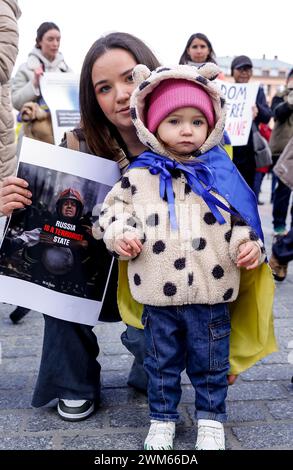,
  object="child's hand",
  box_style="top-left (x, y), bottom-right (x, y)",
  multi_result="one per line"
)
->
top-left (237, 241), bottom-right (260, 270)
top-left (114, 231), bottom-right (143, 258)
